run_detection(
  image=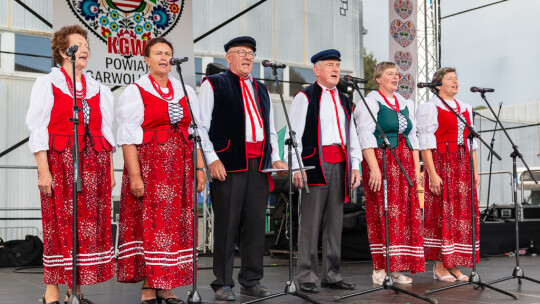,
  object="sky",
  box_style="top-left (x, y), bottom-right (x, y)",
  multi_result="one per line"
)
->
top-left (362, 0), bottom-right (540, 107)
